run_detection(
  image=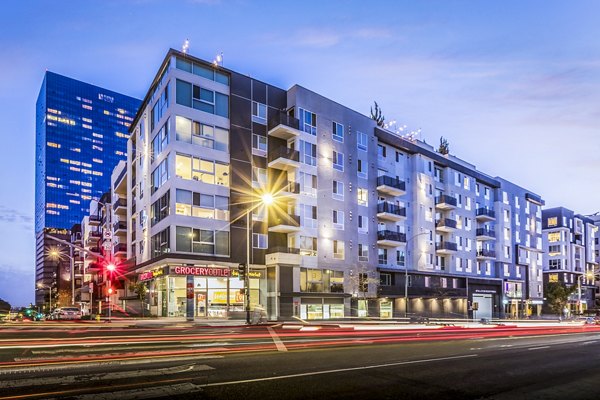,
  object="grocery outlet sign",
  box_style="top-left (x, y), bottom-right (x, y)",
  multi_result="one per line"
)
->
top-left (170, 266), bottom-right (231, 277)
